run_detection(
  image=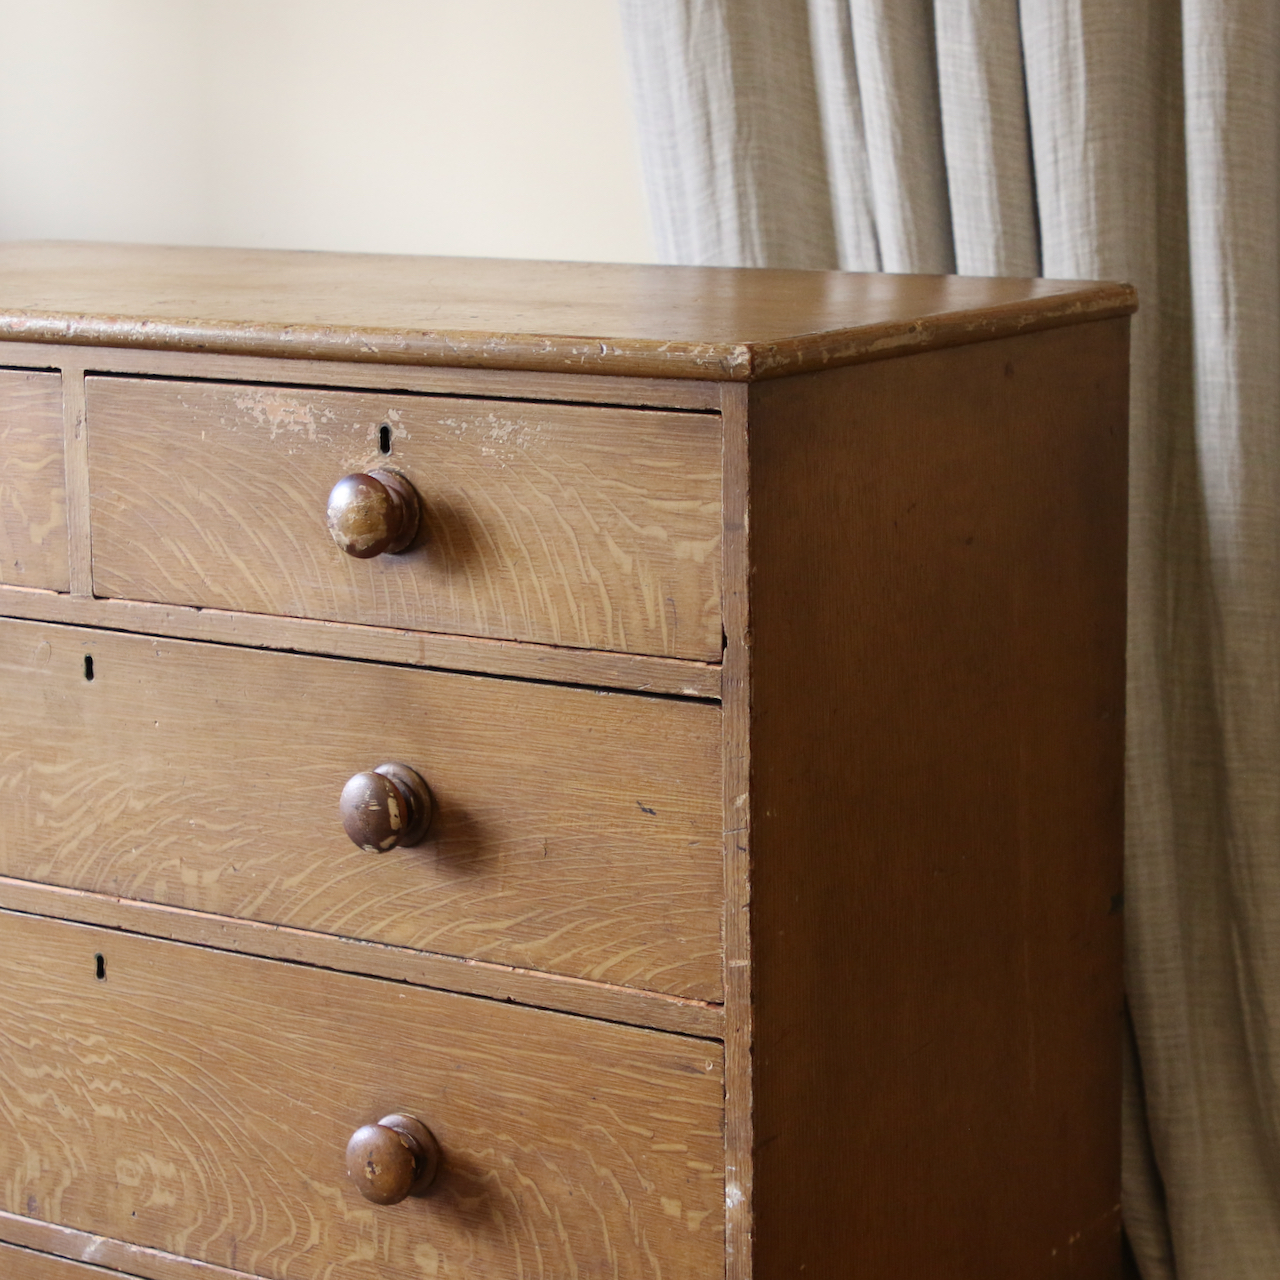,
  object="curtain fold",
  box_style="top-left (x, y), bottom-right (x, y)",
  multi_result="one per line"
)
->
top-left (619, 0), bottom-right (836, 266)
top-left (934, 0), bottom-right (1038, 276)
top-left (846, 0), bottom-right (955, 272)
top-left (619, 2), bottom-right (1280, 1275)
top-left (807, 0), bottom-right (880, 269)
